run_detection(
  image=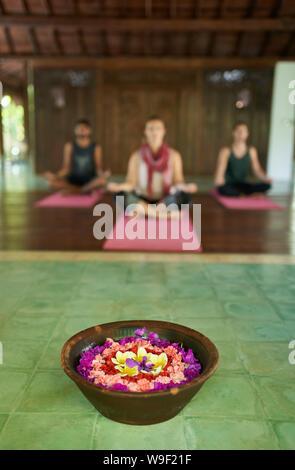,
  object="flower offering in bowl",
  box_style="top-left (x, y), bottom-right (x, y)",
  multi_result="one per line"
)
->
top-left (61, 320), bottom-right (219, 425)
